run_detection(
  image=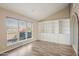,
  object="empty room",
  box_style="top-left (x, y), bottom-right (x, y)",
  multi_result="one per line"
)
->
top-left (0, 3), bottom-right (79, 56)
